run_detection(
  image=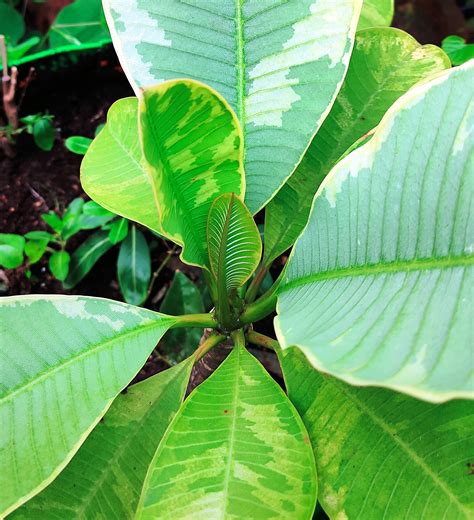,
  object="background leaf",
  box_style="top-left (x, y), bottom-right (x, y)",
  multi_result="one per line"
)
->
top-left (358, 0), bottom-right (394, 30)
top-left (0, 3), bottom-right (24, 44)
top-left (0, 296), bottom-right (176, 516)
top-left (11, 360), bottom-right (193, 520)
top-left (264, 27), bottom-right (450, 267)
top-left (33, 118), bottom-right (55, 152)
top-left (49, 250), bottom-right (70, 281)
top-left (65, 136), bottom-right (93, 155)
top-left (442, 35), bottom-right (474, 66)
top-left (108, 218), bottom-right (129, 245)
top-left (104, 0), bottom-right (361, 213)
top-left (276, 62), bottom-right (474, 402)
top-left (137, 346), bottom-right (317, 519)
top-left (159, 271), bottom-right (205, 364)
top-left (118, 226), bottom-right (151, 306)
top-left (0, 233), bottom-right (24, 269)
top-left (279, 348), bottom-right (474, 519)
top-left (63, 230), bottom-right (114, 289)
